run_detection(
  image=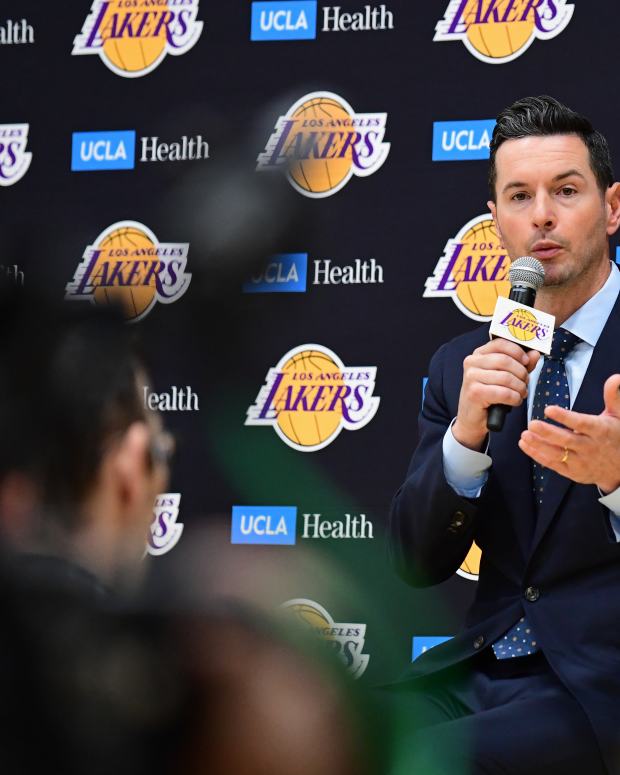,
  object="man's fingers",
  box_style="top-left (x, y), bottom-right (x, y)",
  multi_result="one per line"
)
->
top-left (525, 349), bottom-right (541, 373)
top-left (519, 432), bottom-right (565, 472)
top-left (603, 374), bottom-right (620, 418)
top-left (527, 419), bottom-right (585, 450)
top-left (470, 368), bottom-right (528, 397)
top-left (474, 338), bottom-right (530, 365)
top-left (465, 353), bottom-right (529, 383)
top-left (543, 405), bottom-right (599, 433)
